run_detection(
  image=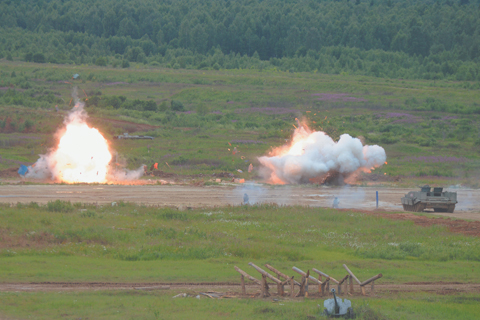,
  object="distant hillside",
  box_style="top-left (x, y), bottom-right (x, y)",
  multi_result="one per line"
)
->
top-left (1, 0), bottom-right (479, 80)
